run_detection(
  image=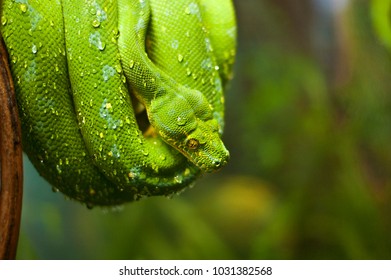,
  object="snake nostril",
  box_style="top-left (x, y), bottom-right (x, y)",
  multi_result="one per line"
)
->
top-left (214, 160), bottom-right (221, 168)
